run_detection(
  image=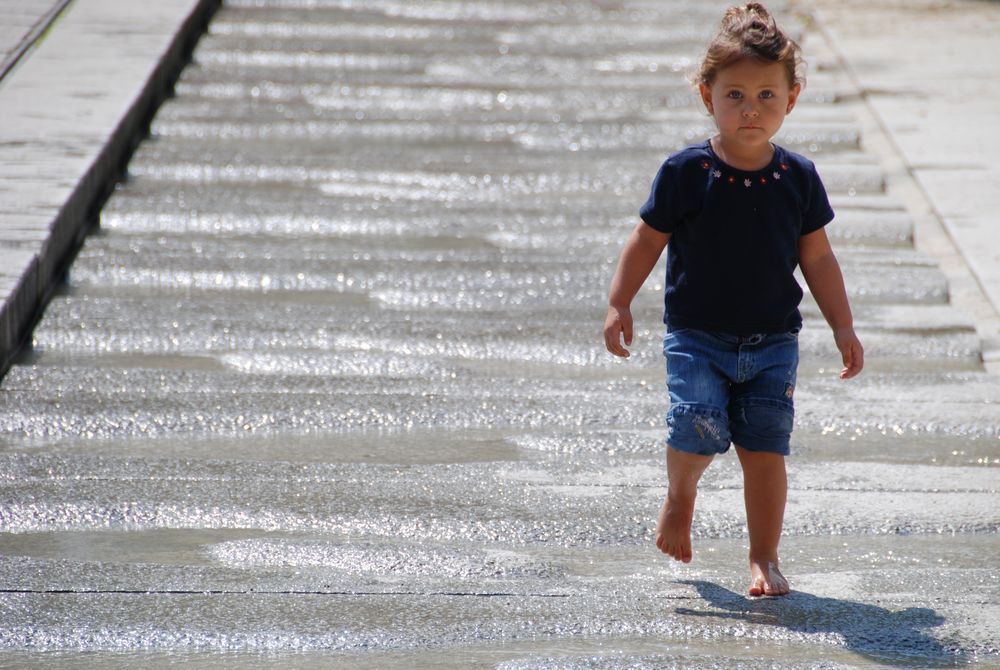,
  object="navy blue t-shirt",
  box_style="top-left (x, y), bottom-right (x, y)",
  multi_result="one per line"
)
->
top-left (639, 140), bottom-right (834, 335)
